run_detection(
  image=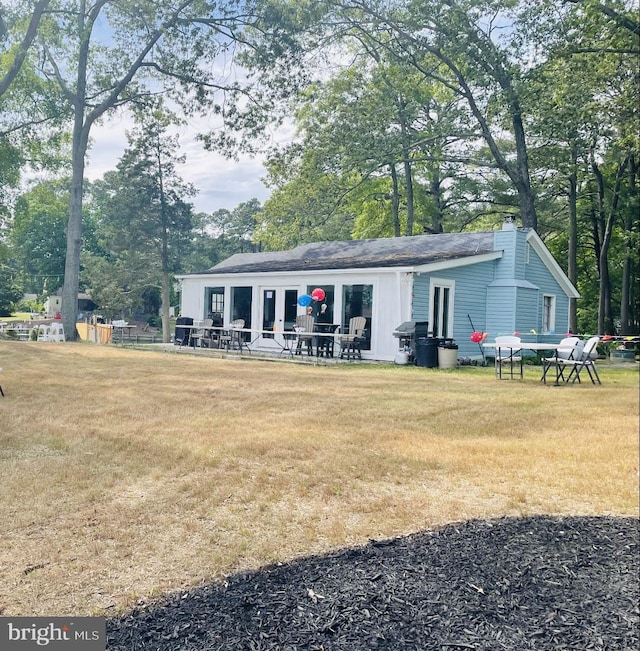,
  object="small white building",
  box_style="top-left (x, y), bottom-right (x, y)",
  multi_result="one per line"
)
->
top-left (44, 290), bottom-right (97, 318)
top-left (176, 223), bottom-right (579, 361)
